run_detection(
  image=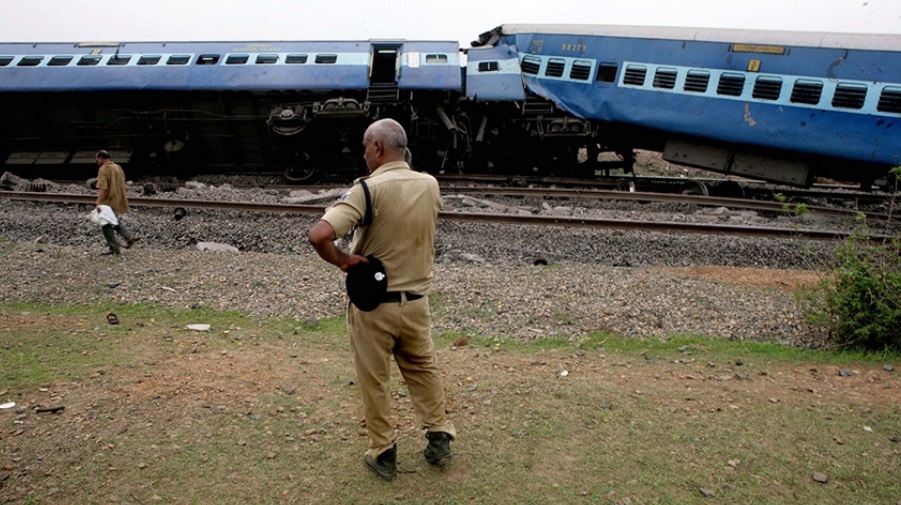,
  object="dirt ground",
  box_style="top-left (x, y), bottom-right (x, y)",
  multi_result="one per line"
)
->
top-left (2, 266), bottom-right (898, 504)
top-left (659, 266), bottom-right (824, 292)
